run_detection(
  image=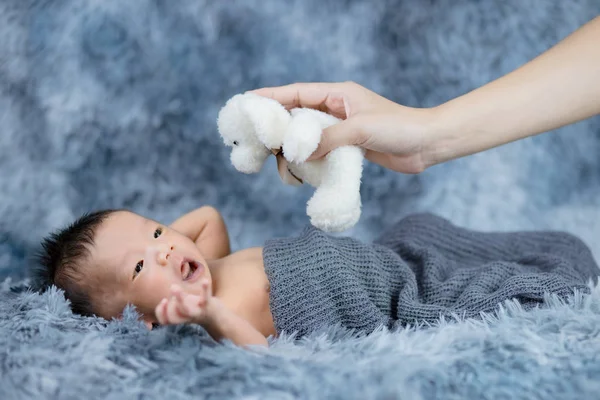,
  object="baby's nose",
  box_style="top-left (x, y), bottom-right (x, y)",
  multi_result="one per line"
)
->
top-left (156, 245), bottom-right (174, 266)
